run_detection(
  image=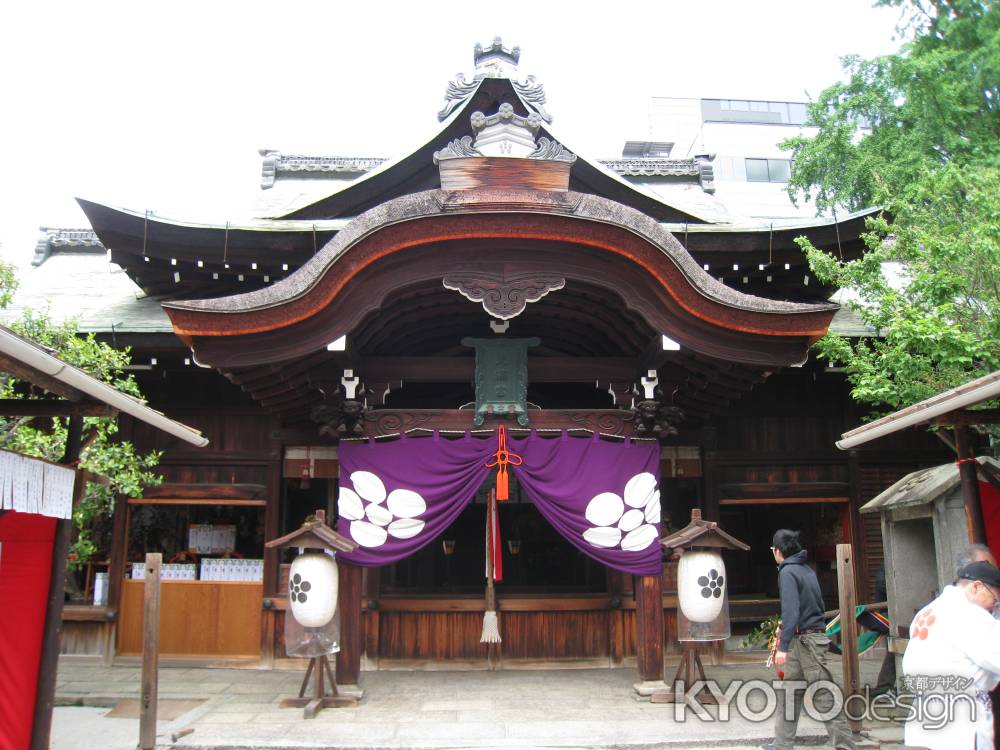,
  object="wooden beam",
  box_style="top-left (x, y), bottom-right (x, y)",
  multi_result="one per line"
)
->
top-left (141, 483), bottom-right (267, 500)
top-left (720, 497), bottom-right (850, 506)
top-left (0, 353), bottom-right (87, 402)
top-left (274, 409), bottom-right (642, 439)
top-left (718, 482), bottom-right (850, 500)
top-left (357, 356), bottom-right (638, 383)
top-left (932, 409), bottom-right (1000, 427)
top-left (0, 399), bottom-right (116, 417)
